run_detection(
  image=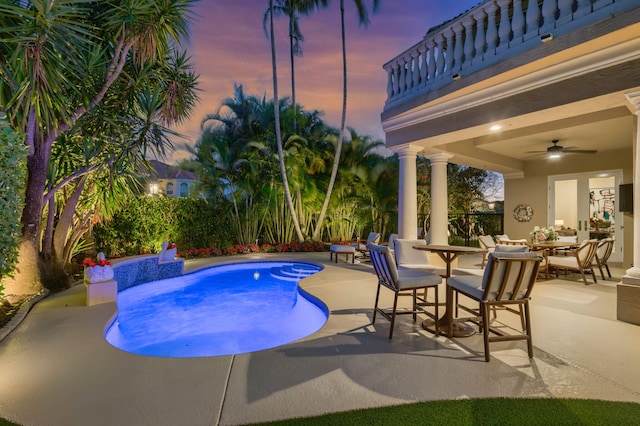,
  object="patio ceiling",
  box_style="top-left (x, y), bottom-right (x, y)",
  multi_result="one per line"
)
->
top-left (407, 91), bottom-right (636, 176)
